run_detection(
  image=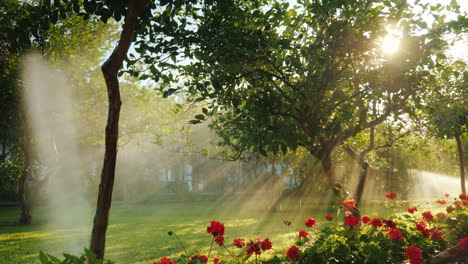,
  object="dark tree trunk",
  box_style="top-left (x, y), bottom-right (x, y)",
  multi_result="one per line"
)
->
top-left (18, 171), bottom-right (32, 225)
top-left (89, 0), bottom-right (149, 259)
top-left (317, 149), bottom-right (360, 217)
top-left (455, 134), bottom-right (466, 194)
